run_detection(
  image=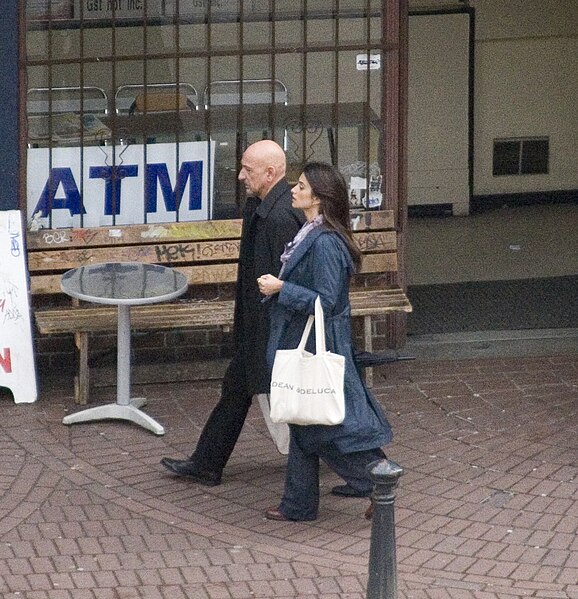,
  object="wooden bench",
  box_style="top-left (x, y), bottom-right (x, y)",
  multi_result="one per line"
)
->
top-left (27, 210), bottom-right (411, 404)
